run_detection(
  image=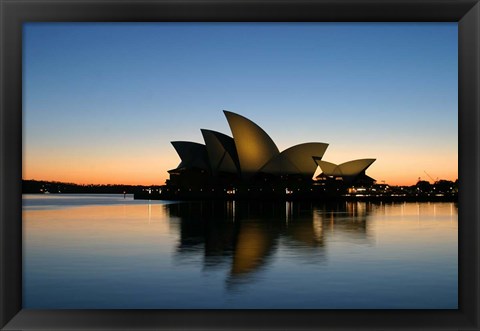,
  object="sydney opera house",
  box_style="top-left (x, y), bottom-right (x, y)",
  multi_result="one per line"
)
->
top-left (161, 111), bottom-right (376, 199)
